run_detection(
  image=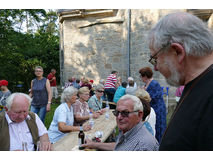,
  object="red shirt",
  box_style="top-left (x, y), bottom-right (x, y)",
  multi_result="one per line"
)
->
top-left (47, 73), bottom-right (57, 86)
